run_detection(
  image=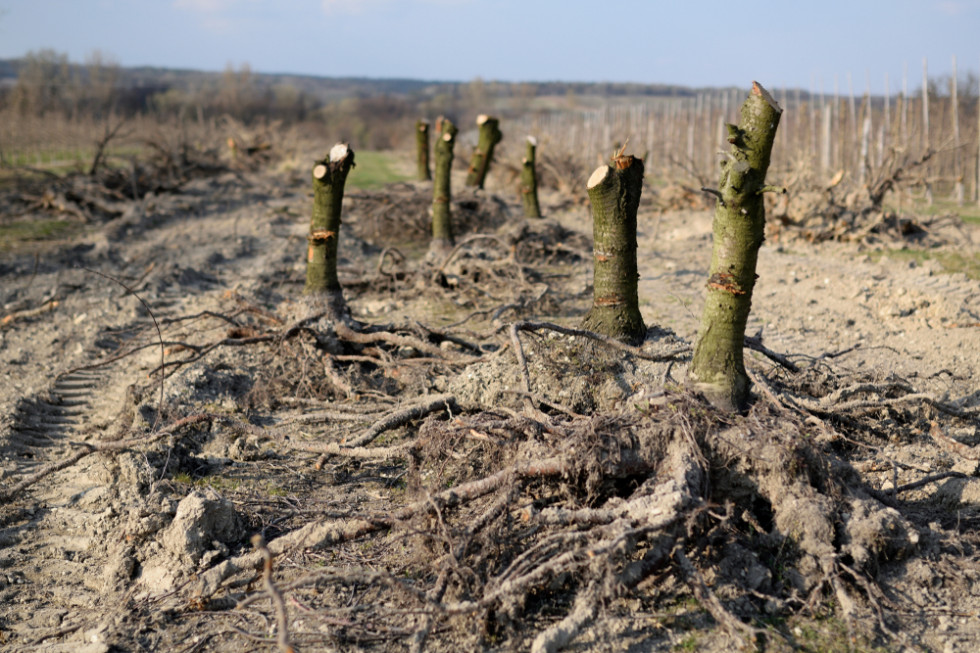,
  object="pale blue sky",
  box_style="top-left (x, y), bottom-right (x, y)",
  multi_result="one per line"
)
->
top-left (0, 0), bottom-right (978, 94)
